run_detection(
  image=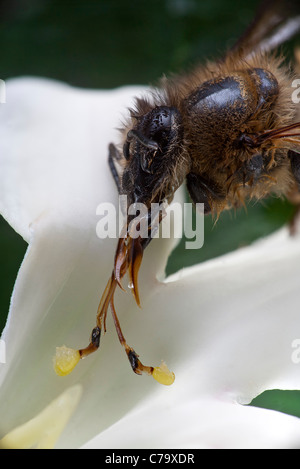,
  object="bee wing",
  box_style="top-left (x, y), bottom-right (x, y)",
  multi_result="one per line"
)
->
top-left (229, 0), bottom-right (300, 58)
